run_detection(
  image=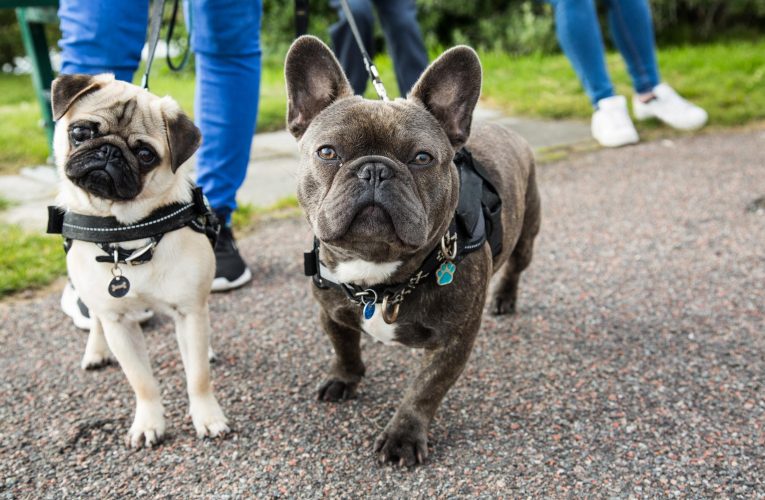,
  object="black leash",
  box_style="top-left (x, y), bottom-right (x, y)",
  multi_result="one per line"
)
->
top-left (141, 0), bottom-right (191, 90)
top-left (338, 0), bottom-right (389, 101)
top-left (166, 0), bottom-right (192, 72)
top-left (295, 0), bottom-right (309, 37)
